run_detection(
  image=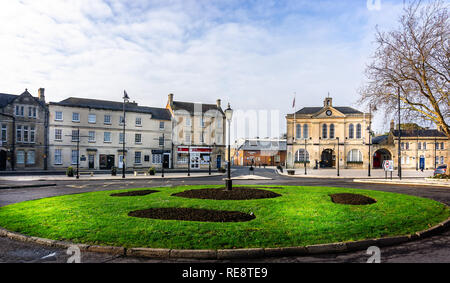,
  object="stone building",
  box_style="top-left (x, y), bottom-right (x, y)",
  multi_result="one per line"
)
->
top-left (166, 93), bottom-right (226, 169)
top-left (372, 121), bottom-right (448, 170)
top-left (0, 89), bottom-right (48, 171)
top-left (286, 97), bottom-right (372, 169)
top-left (48, 97), bottom-right (172, 171)
top-left (231, 138), bottom-right (286, 166)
